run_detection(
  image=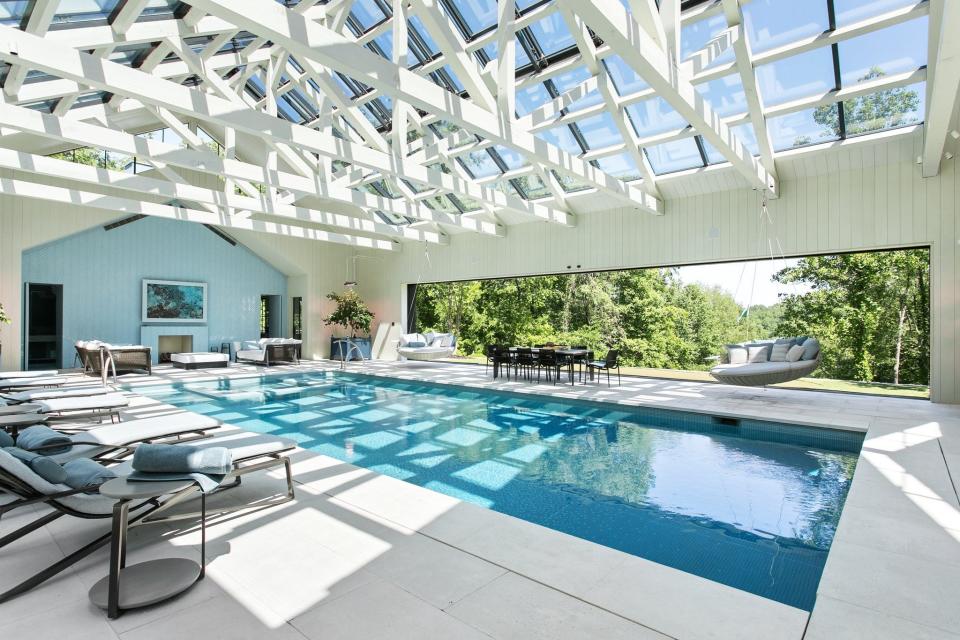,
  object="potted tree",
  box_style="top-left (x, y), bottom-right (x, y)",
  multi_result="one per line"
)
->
top-left (324, 290), bottom-right (374, 361)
